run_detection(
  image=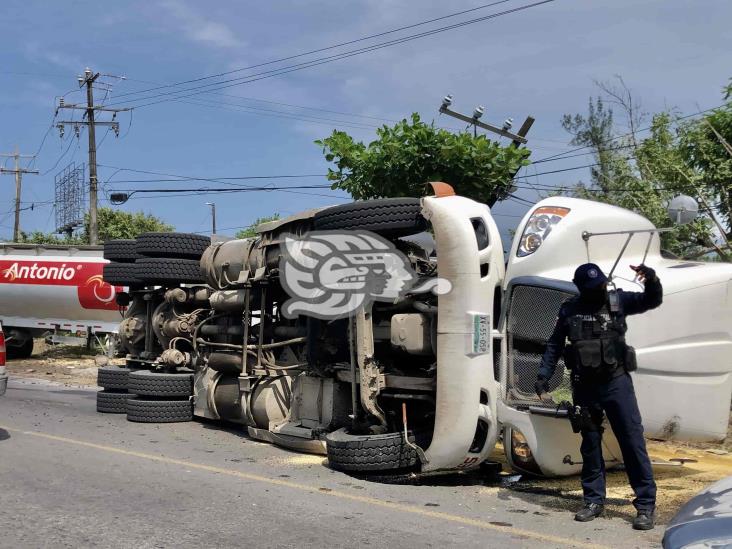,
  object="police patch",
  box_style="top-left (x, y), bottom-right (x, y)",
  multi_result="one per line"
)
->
top-left (588, 268), bottom-right (598, 278)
